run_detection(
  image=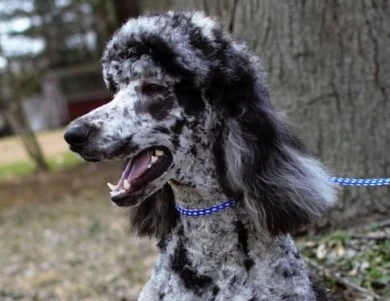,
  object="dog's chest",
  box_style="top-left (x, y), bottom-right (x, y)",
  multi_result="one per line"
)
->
top-left (141, 250), bottom-right (257, 301)
top-left (138, 221), bottom-right (315, 301)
